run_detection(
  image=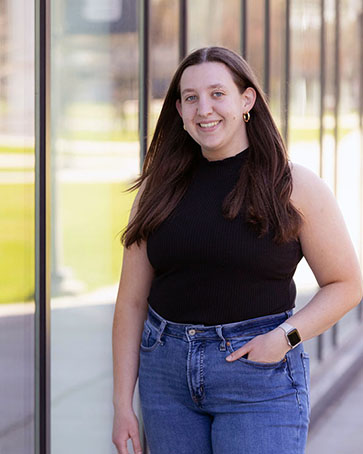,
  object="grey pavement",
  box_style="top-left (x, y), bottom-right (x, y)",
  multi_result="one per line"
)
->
top-left (0, 304), bottom-right (118, 454)
top-left (0, 313), bottom-right (34, 454)
top-left (306, 365), bottom-right (363, 453)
